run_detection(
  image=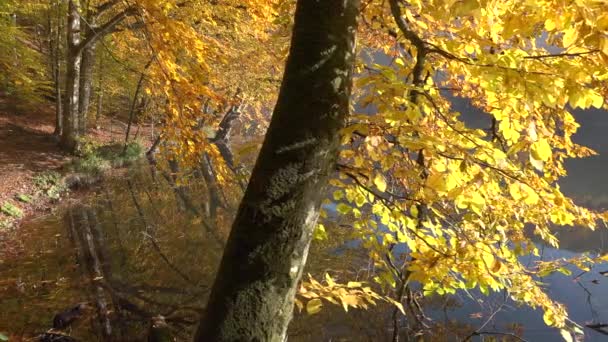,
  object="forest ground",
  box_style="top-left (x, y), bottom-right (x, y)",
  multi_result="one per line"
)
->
top-left (0, 96), bottom-right (153, 230)
top-left (0, 98), bottom-right (67, 217)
